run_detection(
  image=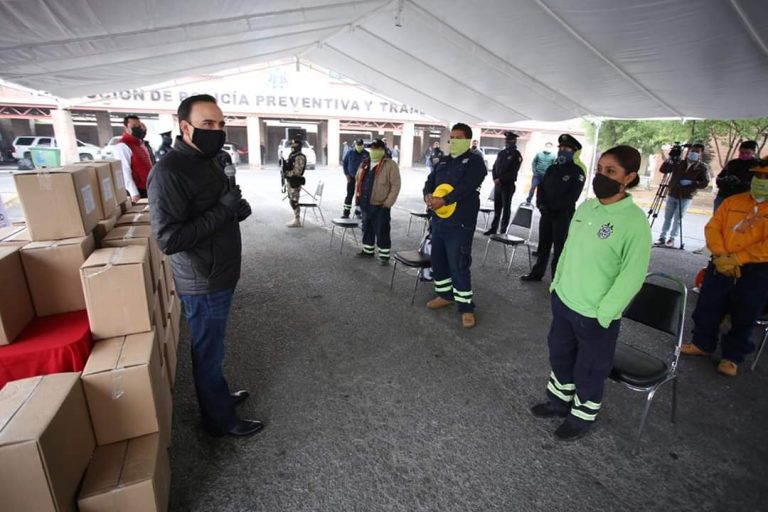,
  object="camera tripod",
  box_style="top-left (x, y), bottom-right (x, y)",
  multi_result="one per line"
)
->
top-left (648, 168), bottom-right (685, 250)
